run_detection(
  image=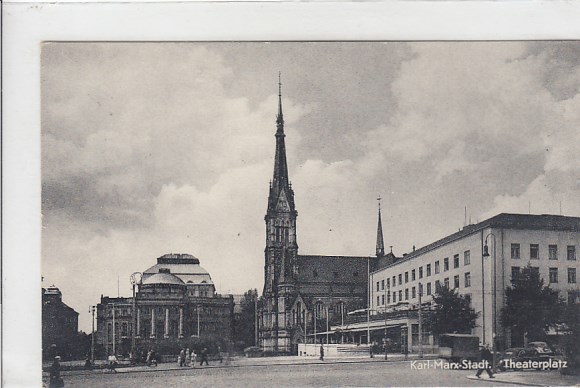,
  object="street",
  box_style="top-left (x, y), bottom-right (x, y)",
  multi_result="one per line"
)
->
top-left (54, 360), bottom-right (506, 387)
